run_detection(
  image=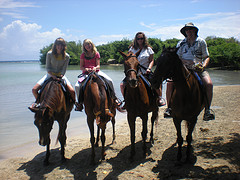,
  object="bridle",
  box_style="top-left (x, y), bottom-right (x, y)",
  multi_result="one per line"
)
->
top-left (124, 55), bottom-right (139, 76)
